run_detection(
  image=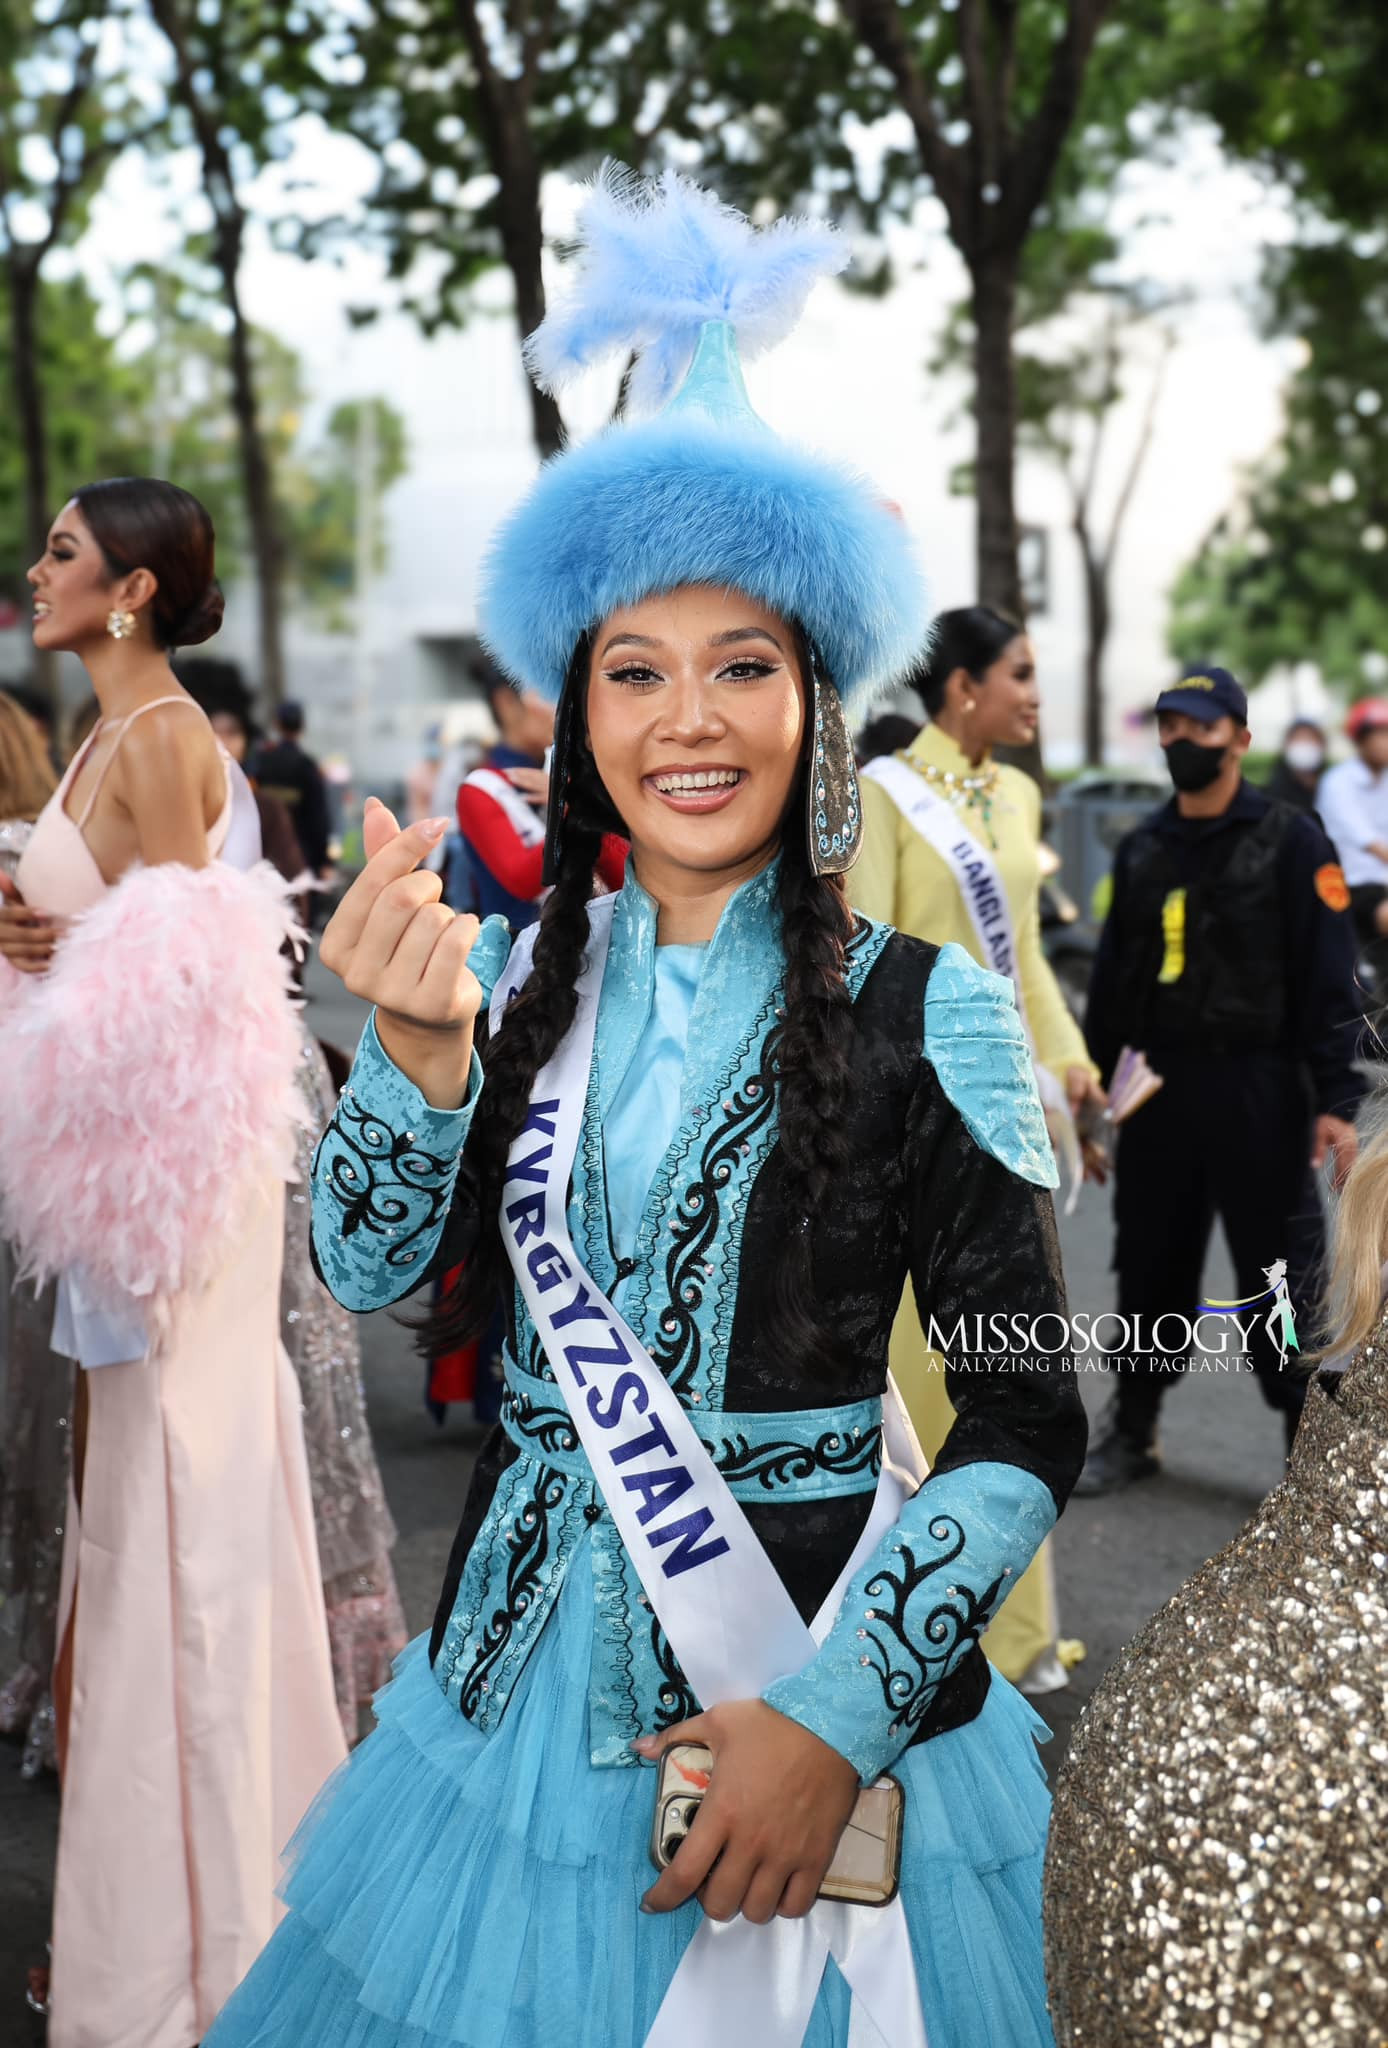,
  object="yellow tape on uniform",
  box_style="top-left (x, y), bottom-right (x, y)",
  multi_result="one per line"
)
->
top-left (1158, 887), bottom-right (1186, 983)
